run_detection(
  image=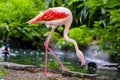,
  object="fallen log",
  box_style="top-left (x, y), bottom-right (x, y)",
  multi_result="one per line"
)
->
top-left (102, 63), bottom-right (118, 67)
top-left (0, 62), bottom-right (42, 72)
top-left (62, 70), bottom-right (98, 79)
top-left (0, 62), bottom-right (98, 77)
top-left (0, 62), bottom-right (117, 80)
top-left (62, 70), bottom-right (118, 80)
top-left (98, 63), bottom-right (119, 71)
